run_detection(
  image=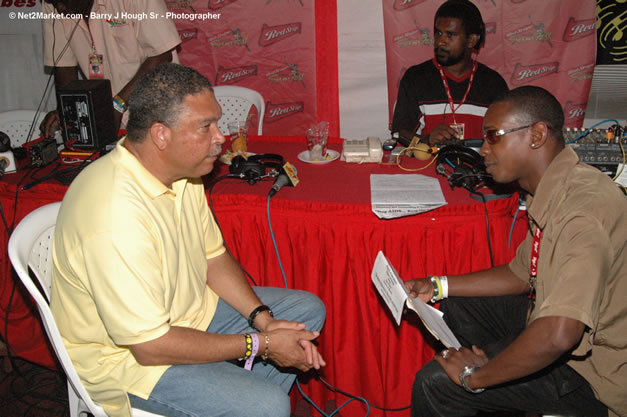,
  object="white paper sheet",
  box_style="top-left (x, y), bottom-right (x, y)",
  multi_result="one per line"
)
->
top-left (371, 251), bottom-right (461, 349)
top-left (370, 174), bottom-right (447, 219)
